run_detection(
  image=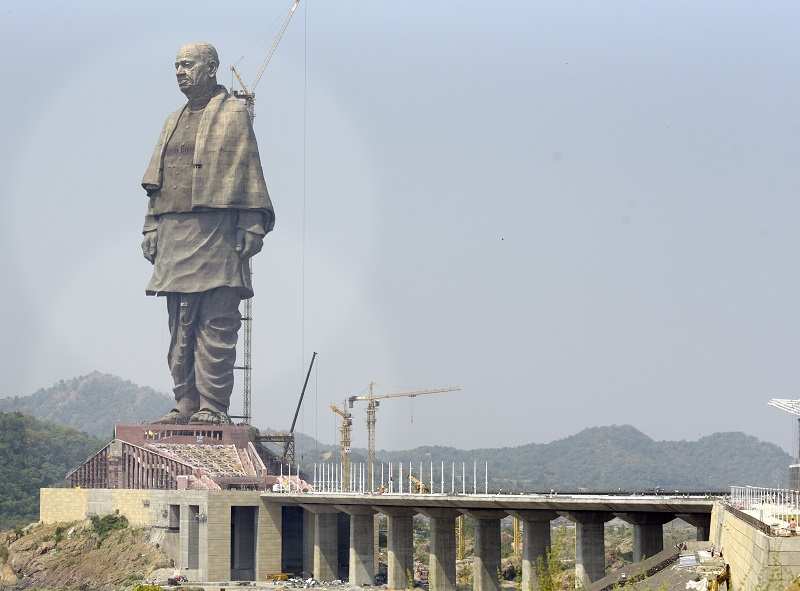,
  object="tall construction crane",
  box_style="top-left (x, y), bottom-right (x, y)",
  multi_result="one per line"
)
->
top-left (348, 383), bottom-right (462, 485)
top-left (228, 0), bottom-right (301, 424)
top-left (330, 401), bottom-right (353, 491)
